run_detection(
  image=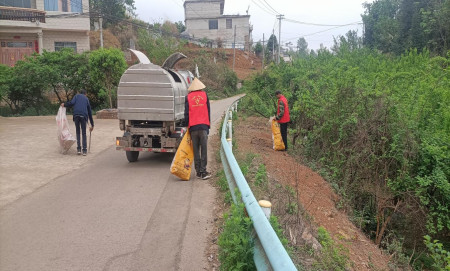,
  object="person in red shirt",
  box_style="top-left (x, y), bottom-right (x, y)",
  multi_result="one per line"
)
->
top-left (184, 78), bottom-right (212, 180)
top-left (275, 90), bottom-right (290, 151)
